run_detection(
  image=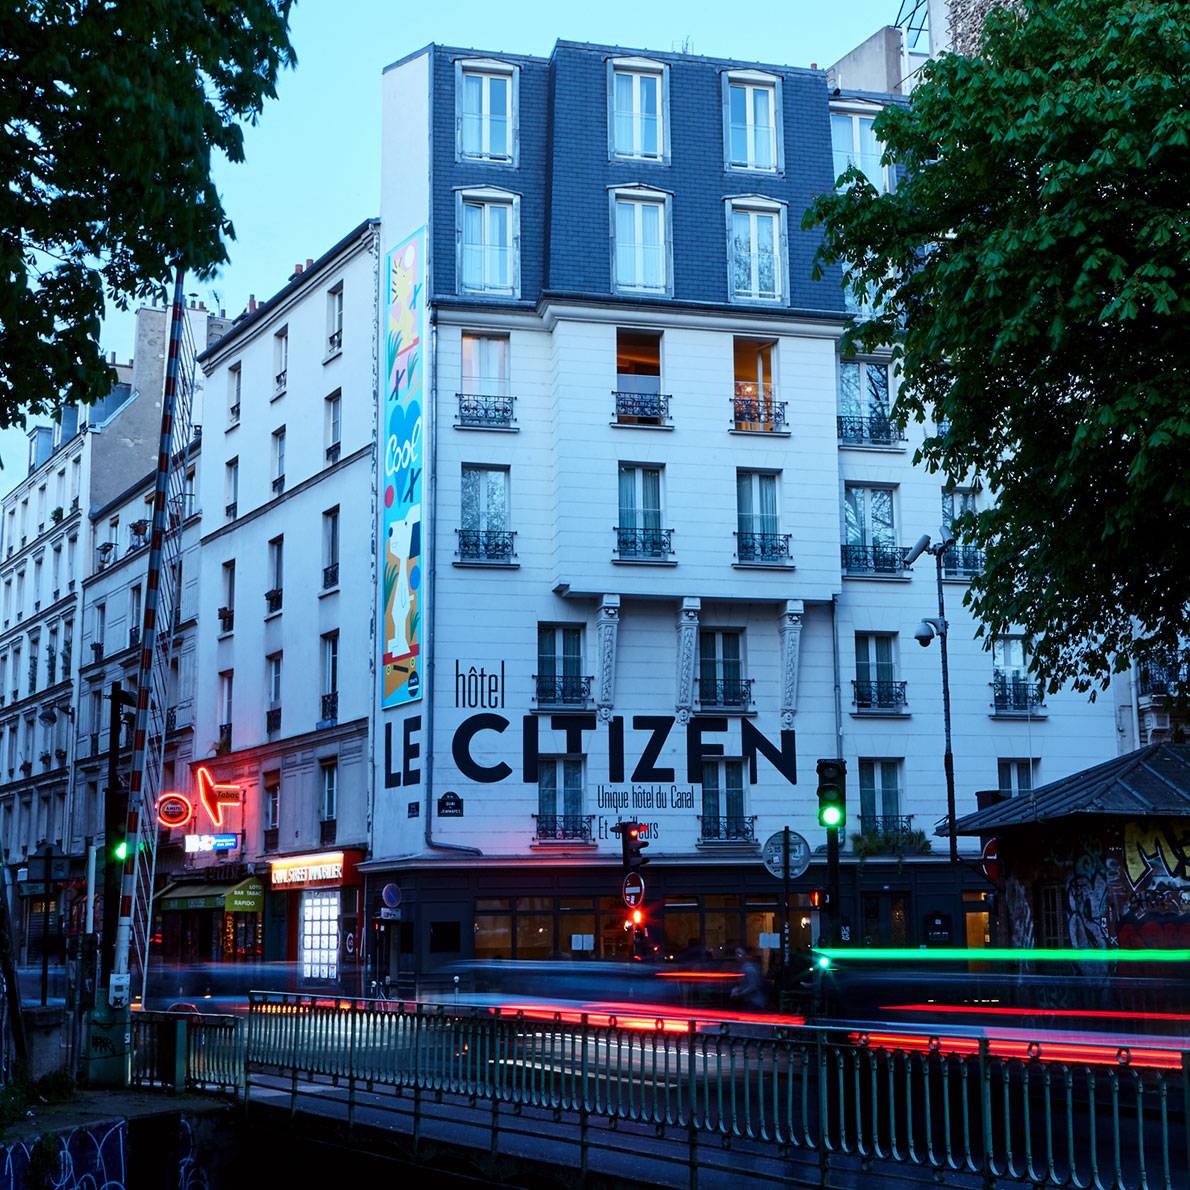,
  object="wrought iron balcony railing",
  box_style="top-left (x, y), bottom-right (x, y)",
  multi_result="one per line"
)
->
top-left (128, 626), bottom-right (140, 649)
top-left (533, 814), bottom-right (594, 842)
top-left (328, 329), bottom-right (343, 353)
top-left (732, 387), bottom-right (786, 432)
top-left (1136, 654), bottom-right (1190, 698)
top-left (859, 814), bottom-right (915, 834)
top-left (263, 827), bottom-right (279, 852)
top-left (842, 544), bottom-right (909, 575)
top-left (992, 675), bottom-right (1045, 713)
top-left (265, 588), bottom-right (283, 614)
top-left (228, 402), bottom-right (240, 424)
top-left (613, 391), bottom-right (670, 426)
top-left (320, 818), bottom-right (337, 846)
top-left (266, 707), bottom-right (281, 733)
top-left (165, 707), bottom-right (177, 734)
top-left (457, 393), bottom-right (515, 428)
top-left (457, 529), bottom-right (516, 562)
top-left (325, 442), bottom-right (341, 465)
top-left (534, 675), bottom-right (593, 706)
top-left (615, 526), bottom-right (673, 560)
top-left (699, 815), bottom-right (758, 842)
top-left (836, 415), bottom-right (905, 446)
top-left (697, 678), bottom-right (753, 709)
top-left (853, 679), bottom-right (908, 711)
top-left (272, 475), bottom-right (285, 495)
top-left (942, 544), bottom-right (984, 578)
top-left (322, 562), bottom-right (339, 588)
top-left (218, 609), bottom-right (234, 634)
top-left (218, 722), bottom-right (232, 751)
top-left (275, 370), bottom-right (287, 393)
top-left (320, 691), bottom-right (339, 722)
top-left (736, 532), bottom-right (791, 563)
top-left (225, 502), bottom-right (237, 521)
